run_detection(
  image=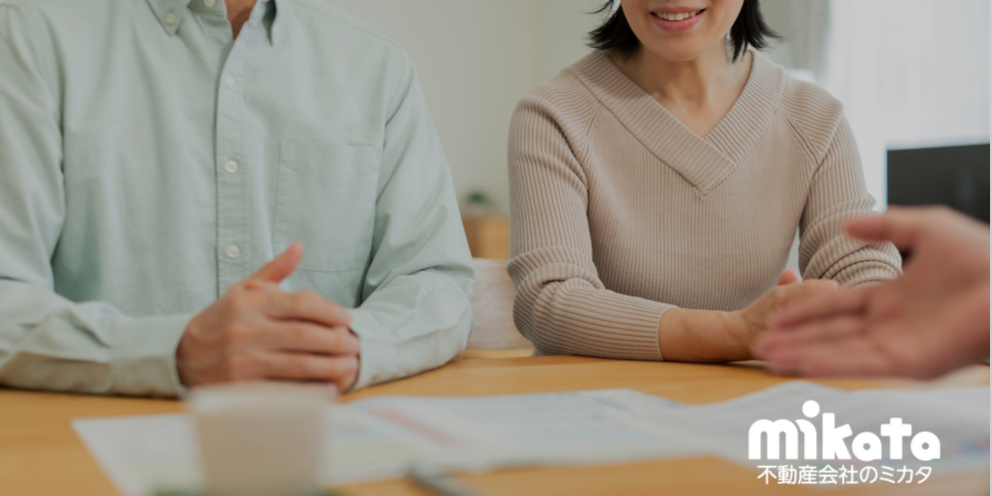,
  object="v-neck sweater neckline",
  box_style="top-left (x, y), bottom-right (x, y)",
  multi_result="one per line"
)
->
top-left (567, 50), bottom-right (786, 195)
